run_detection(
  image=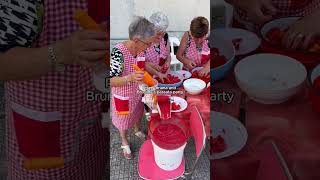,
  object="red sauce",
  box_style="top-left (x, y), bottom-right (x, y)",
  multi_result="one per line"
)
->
top-left (153, 123), bottom-right (187, 149)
